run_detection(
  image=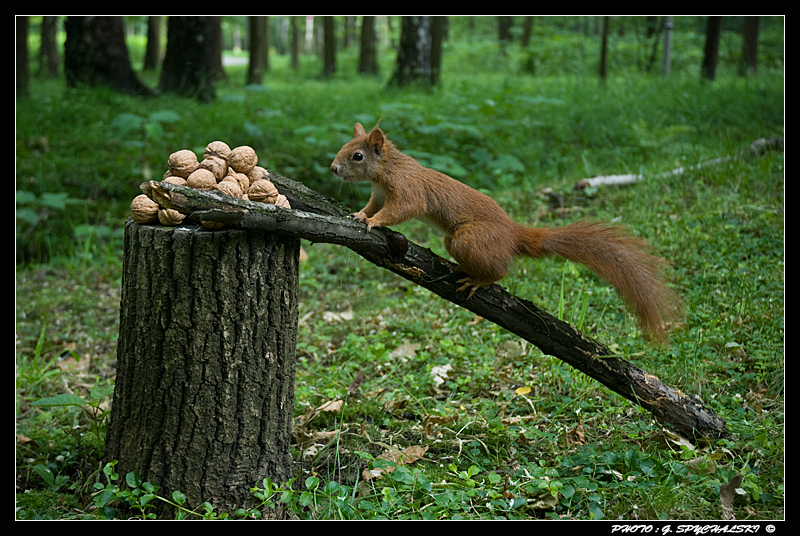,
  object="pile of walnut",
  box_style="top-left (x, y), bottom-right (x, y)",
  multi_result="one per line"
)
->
top-left (130, 141), bottom-right (290, 228)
